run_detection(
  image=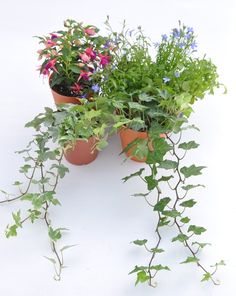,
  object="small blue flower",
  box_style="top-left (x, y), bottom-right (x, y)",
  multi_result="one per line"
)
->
top-left (161, 34), bottom-right (168, 41)
top-left (172, 28), bottom-right (180, 38)
top-left (153, 42), bottom-right (159, 48)
top-left (187, 27), bottom-right (194, 33)
top-left (177, 42), bottom-right (185, 49)
top-left (103, 40), bottom-right (110, 48)
top-left (80, 94), bottom-right (87, 99)
top-left (185, 33), bottom-right (191, 40)
top-left (174, 71), bottom-right (180, 78)
top-left (190, 41), bottom-right (197, 50)
top-left (163, 77), bottom-right (170, 83)
top-left (91, 84), bottom-right (100, 93)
